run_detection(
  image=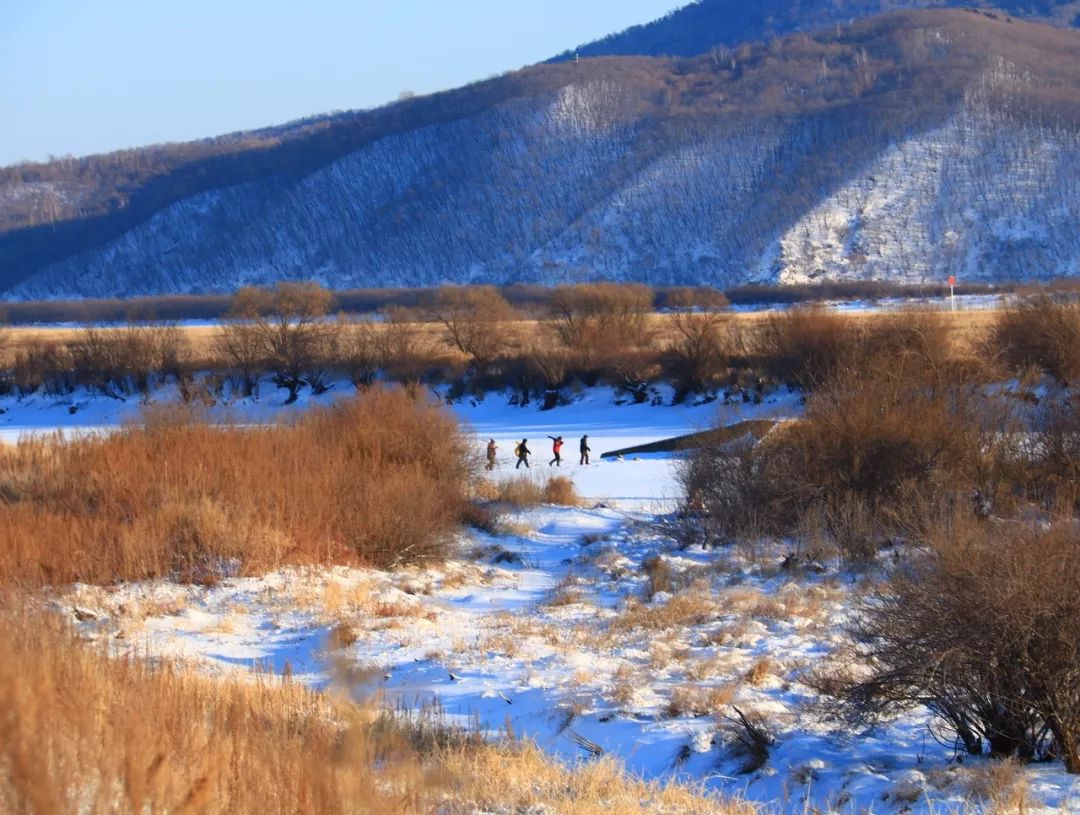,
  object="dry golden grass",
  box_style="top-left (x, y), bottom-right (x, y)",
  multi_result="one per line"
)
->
top-left (962, 759), bottom-right (1033, 815)
top-left (491, 473), bottom-right (582, 507)
top-left (0, 603), bottom-right (753, 815)
top-left (610, 582), bottom-right (719, 632)
top-left (0, 387), bottom-right (474, 586)
top-left (0, 602), bottom-right (436, 814)
top-left (665, 684), bottom-right (739, 719)
top-left (744, 658), bottom-right (773, 687)
top-left (608, 663), bottom-right (638, 709)
top-left (2, 305), bottom-right (1000, 370)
